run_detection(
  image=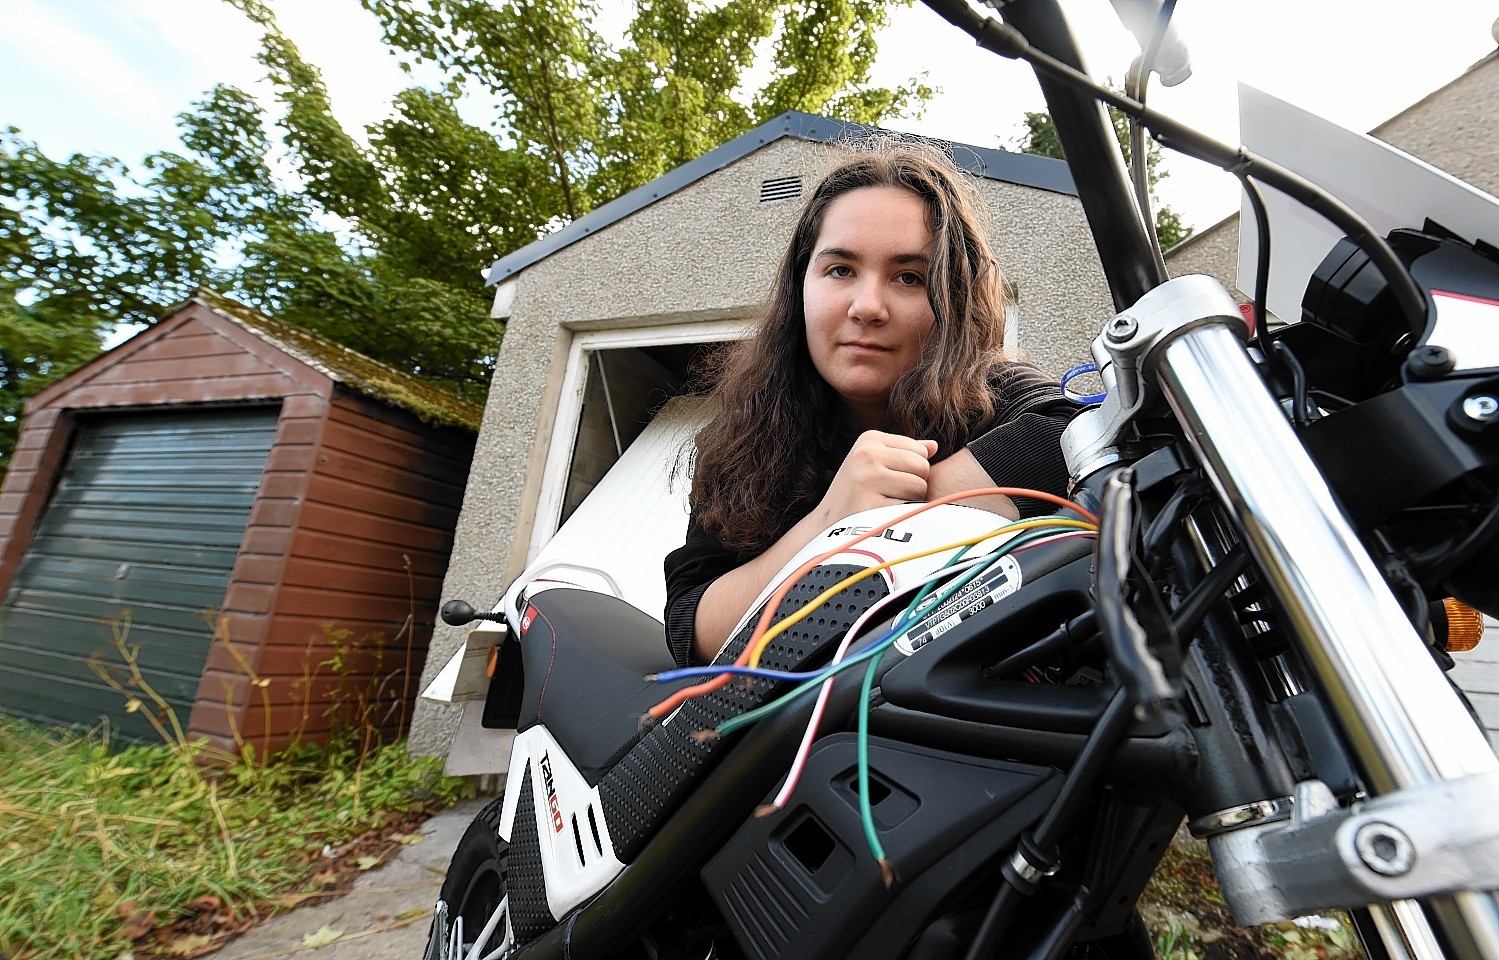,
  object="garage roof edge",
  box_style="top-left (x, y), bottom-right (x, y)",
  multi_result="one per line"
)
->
top-left (179, 289), bottom-right (485, 432)
top-left (484, 110), bottom-right (1076, 286)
